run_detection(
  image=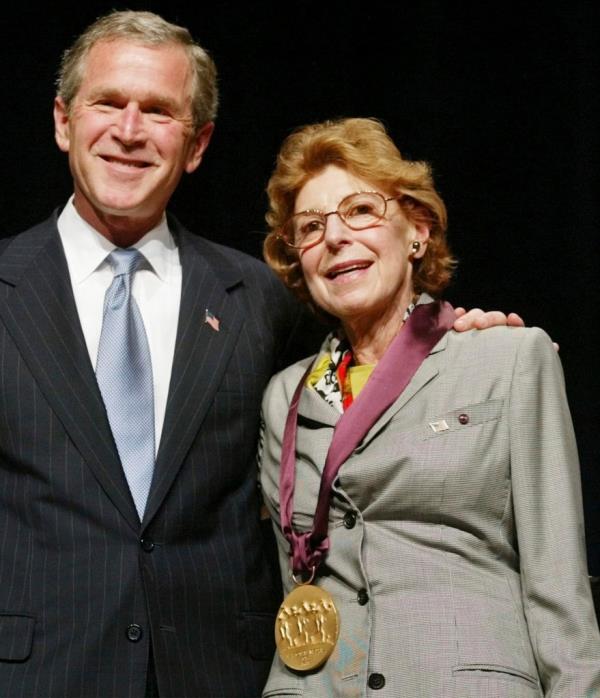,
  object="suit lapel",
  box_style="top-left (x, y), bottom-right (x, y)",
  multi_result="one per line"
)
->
top-left (143, 223), bottom-right (245, 525)
top-left (292, 341), bottom-right (445, 469)
top-left (297, 349), bottom-right (340, 430)
top-left (0, 217), bottom-right (140, 530)
top-left (358, 332), bottom-right (447, 448)
top-left (298, 385), bottom-right (339, 429)
top-left (293, 297), bottom-right (451, 454)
